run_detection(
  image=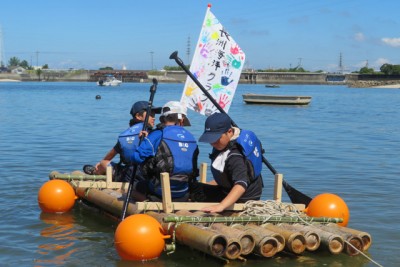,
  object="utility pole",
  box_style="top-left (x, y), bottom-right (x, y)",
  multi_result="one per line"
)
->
top-left (149, 51), bottom-right (154, 70)
top-left (0, 25), bottom-right (4, 67)
top-left (297, 57), bottom-right (302, 68)
top-left (186, 36), bottom-right (191, 63)
top-left (36, 51), bottom-right (39, 68)
top-left (339, 52), bottom-right (343, 74)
